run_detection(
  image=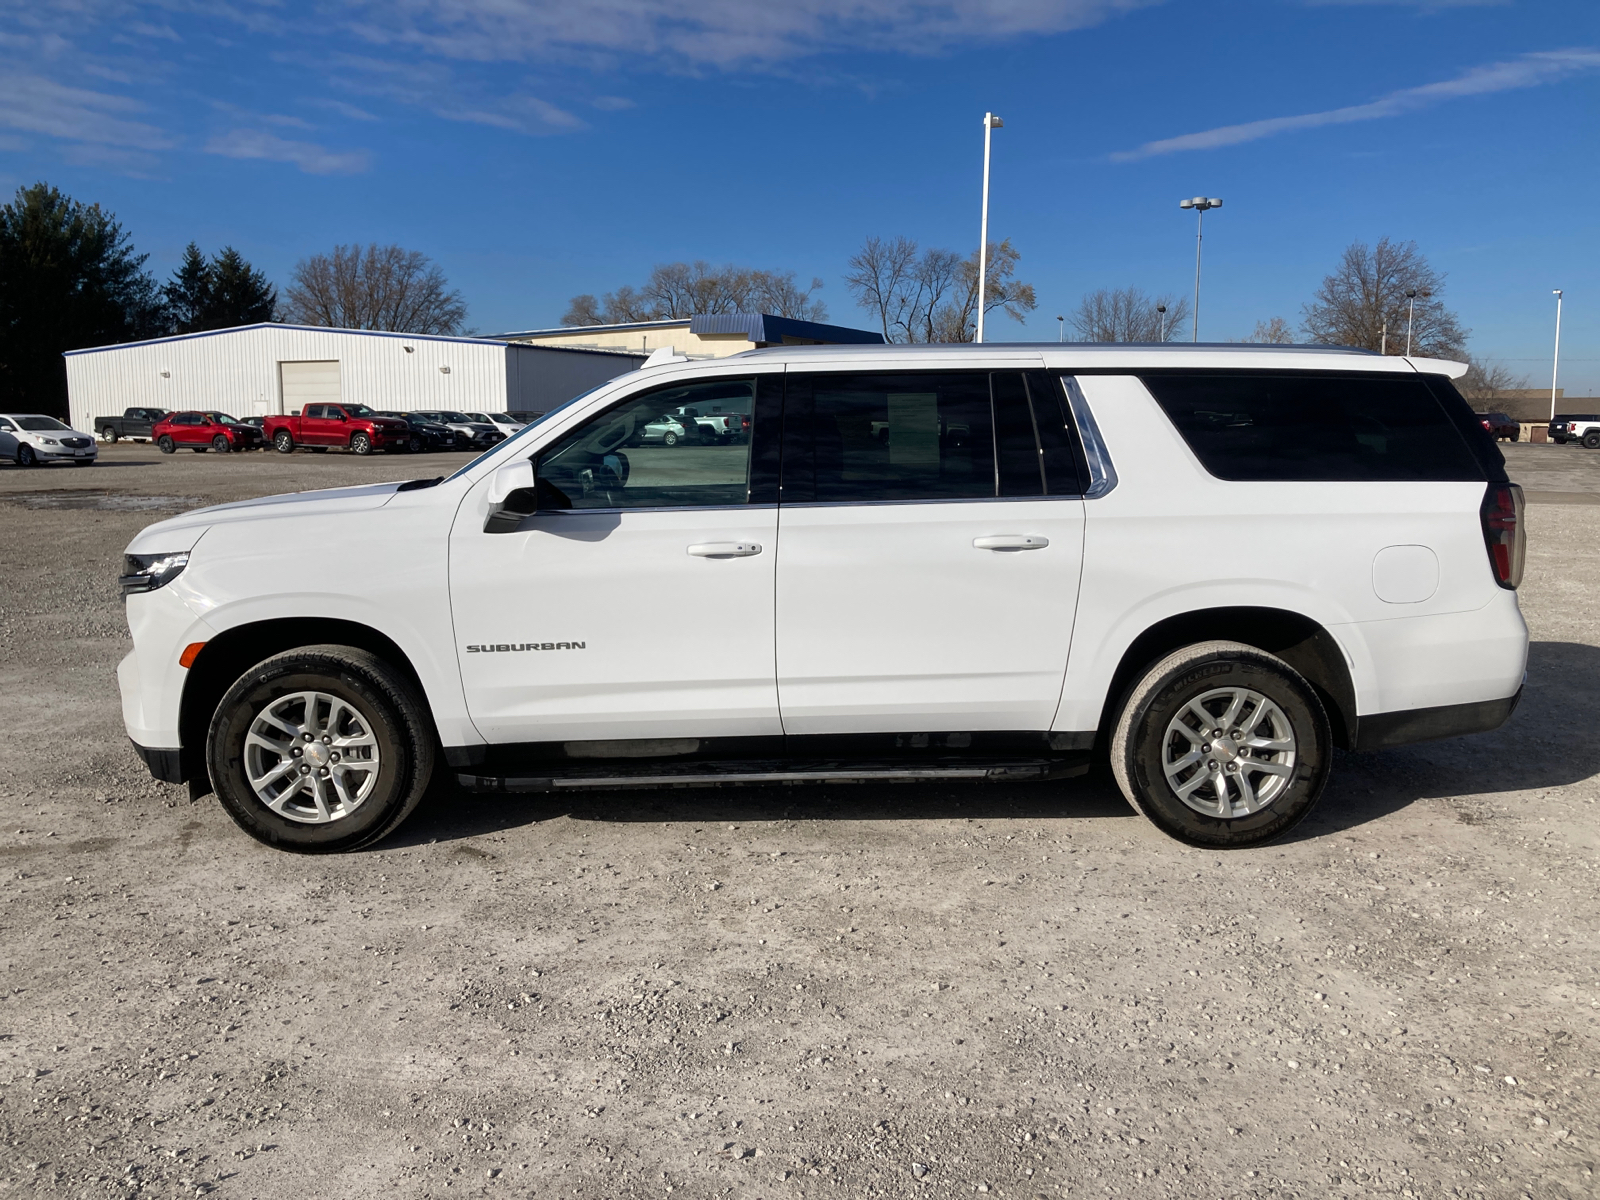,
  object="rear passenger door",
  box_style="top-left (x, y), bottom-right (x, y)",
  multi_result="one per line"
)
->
top-left (301, 405), bottom-right (339, 445)
top-left (171, 412), bottom-right (204, 445)
top-left (775, 369), bottom-right (1086, 735)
